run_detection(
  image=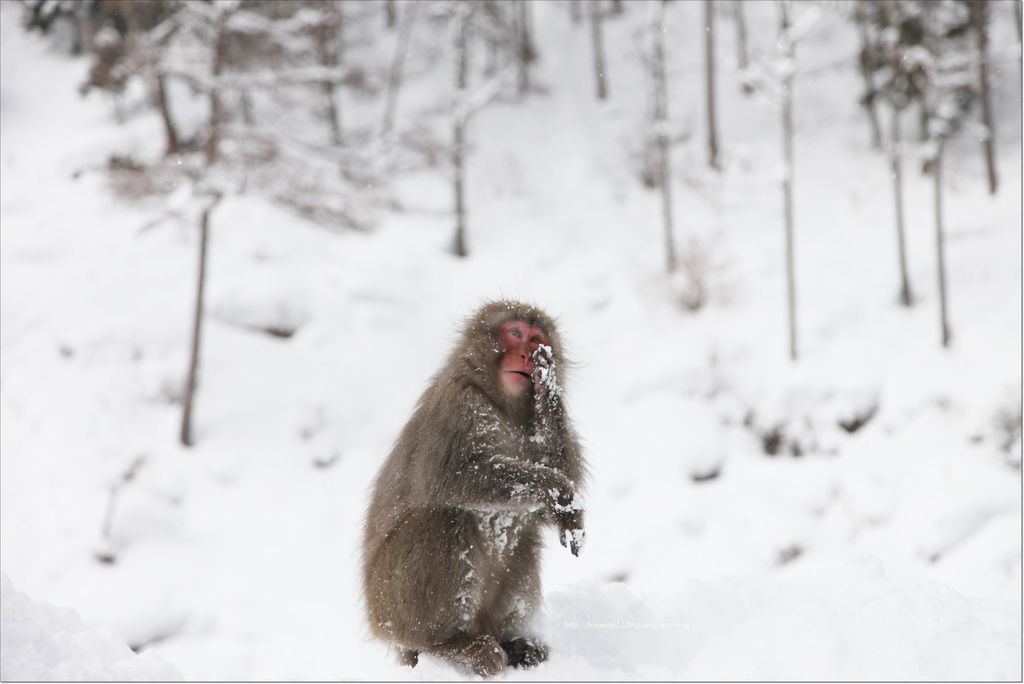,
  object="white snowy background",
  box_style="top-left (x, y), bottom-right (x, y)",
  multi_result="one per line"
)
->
top-left (1, 0), bottom-right (1021, 680)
